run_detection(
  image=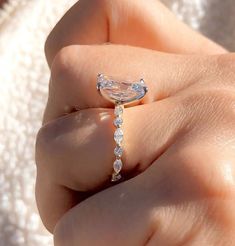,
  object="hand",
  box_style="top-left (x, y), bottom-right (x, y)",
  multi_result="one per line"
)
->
top-left (35, 0), bottom-right (235, 245)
